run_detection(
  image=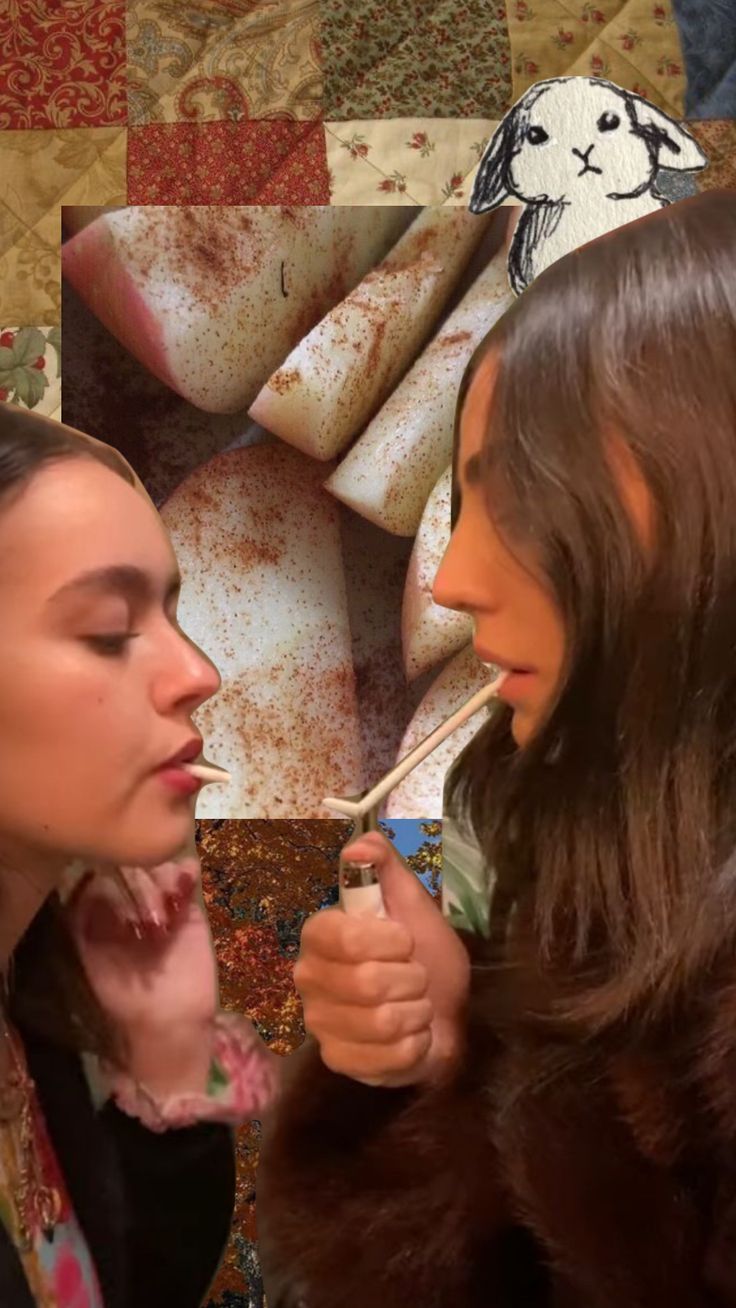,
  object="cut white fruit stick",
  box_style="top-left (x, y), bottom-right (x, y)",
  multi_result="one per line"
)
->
top-left (340, 507), bottom-right (416, 785)
top-left (386, 646), bottom-right (502, 820)
top-left (325, 248), bottom-right (513, 536)
top-left (323, 668), bottom-right (507, 823)
top-left (161, 442), bottom-right (365, 818)
top-left (62, 206), bottom-right (413, 414)
top-left (183, 763), bottom-right (232, 784)
top-left (63, 206), bottom-right (124, 236)
top-left (249, 208), bottom-right (491, 460)
top-left (402, 464), bottom-right (473, 680)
